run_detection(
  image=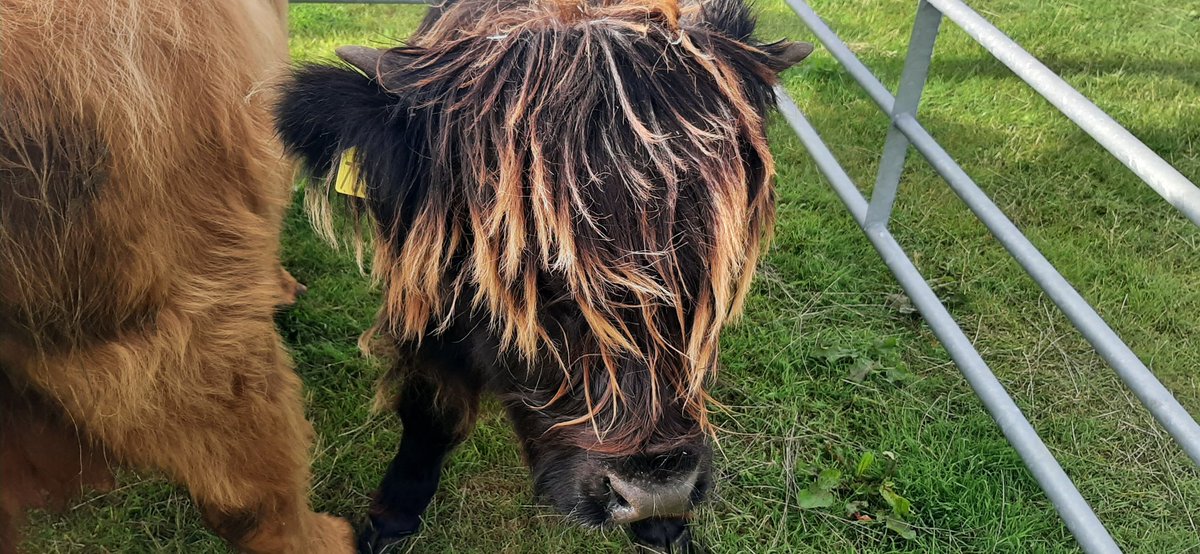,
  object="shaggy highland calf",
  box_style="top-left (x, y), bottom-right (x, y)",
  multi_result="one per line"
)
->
top-left (277, 0), bottom-right (810, 550)
top-left (0, 1), bottom-right (349, 552)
